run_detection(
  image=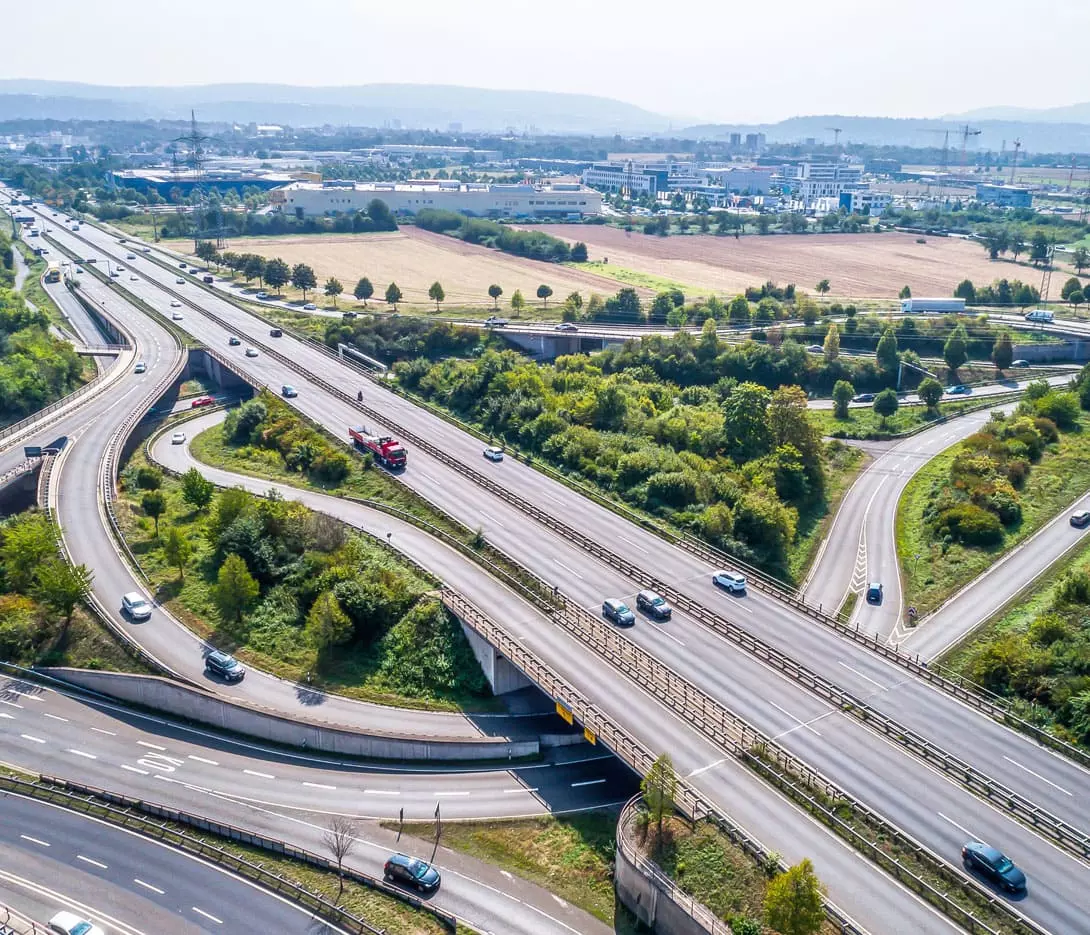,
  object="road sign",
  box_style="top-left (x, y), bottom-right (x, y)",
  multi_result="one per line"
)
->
top-left (555, 701), bottom-right (573, 725)
top-left (584, 727), bottom-right (597, 745)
